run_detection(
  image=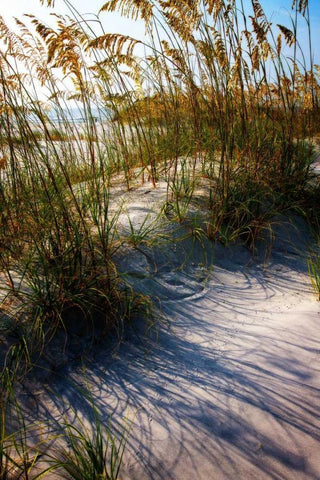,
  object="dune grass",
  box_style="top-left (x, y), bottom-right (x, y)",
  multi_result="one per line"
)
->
top-left (53, 405), bottom-right (131, 480)
top-left (1, 370), bottom-right (130, 480)
top-left (0, 0), bottom-right (319, 476)
top-left (308, 241), bottom-right (320, 300)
